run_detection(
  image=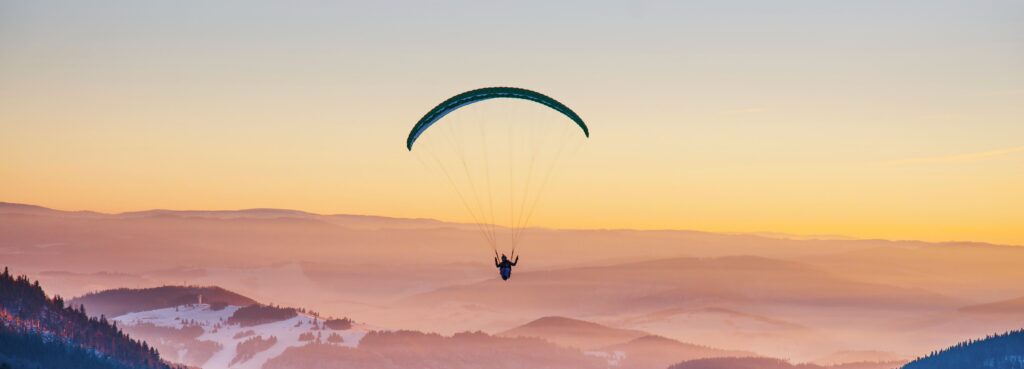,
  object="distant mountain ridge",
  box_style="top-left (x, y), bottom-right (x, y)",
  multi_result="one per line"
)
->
top-left (958, 296), bottom-right (1024, 315)
top-left (500, 316), bottom-right (647, 349)
top-left (3, 201), bottom-right (1019, 249)
top-left (0, 202), bottom-right (105, 218)
top-left (411, 255), bottom-right (961, 315)
top-left (499, 316), bottom-right (756, 368)
top-left (0, 202), bottom-right (446, 227)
